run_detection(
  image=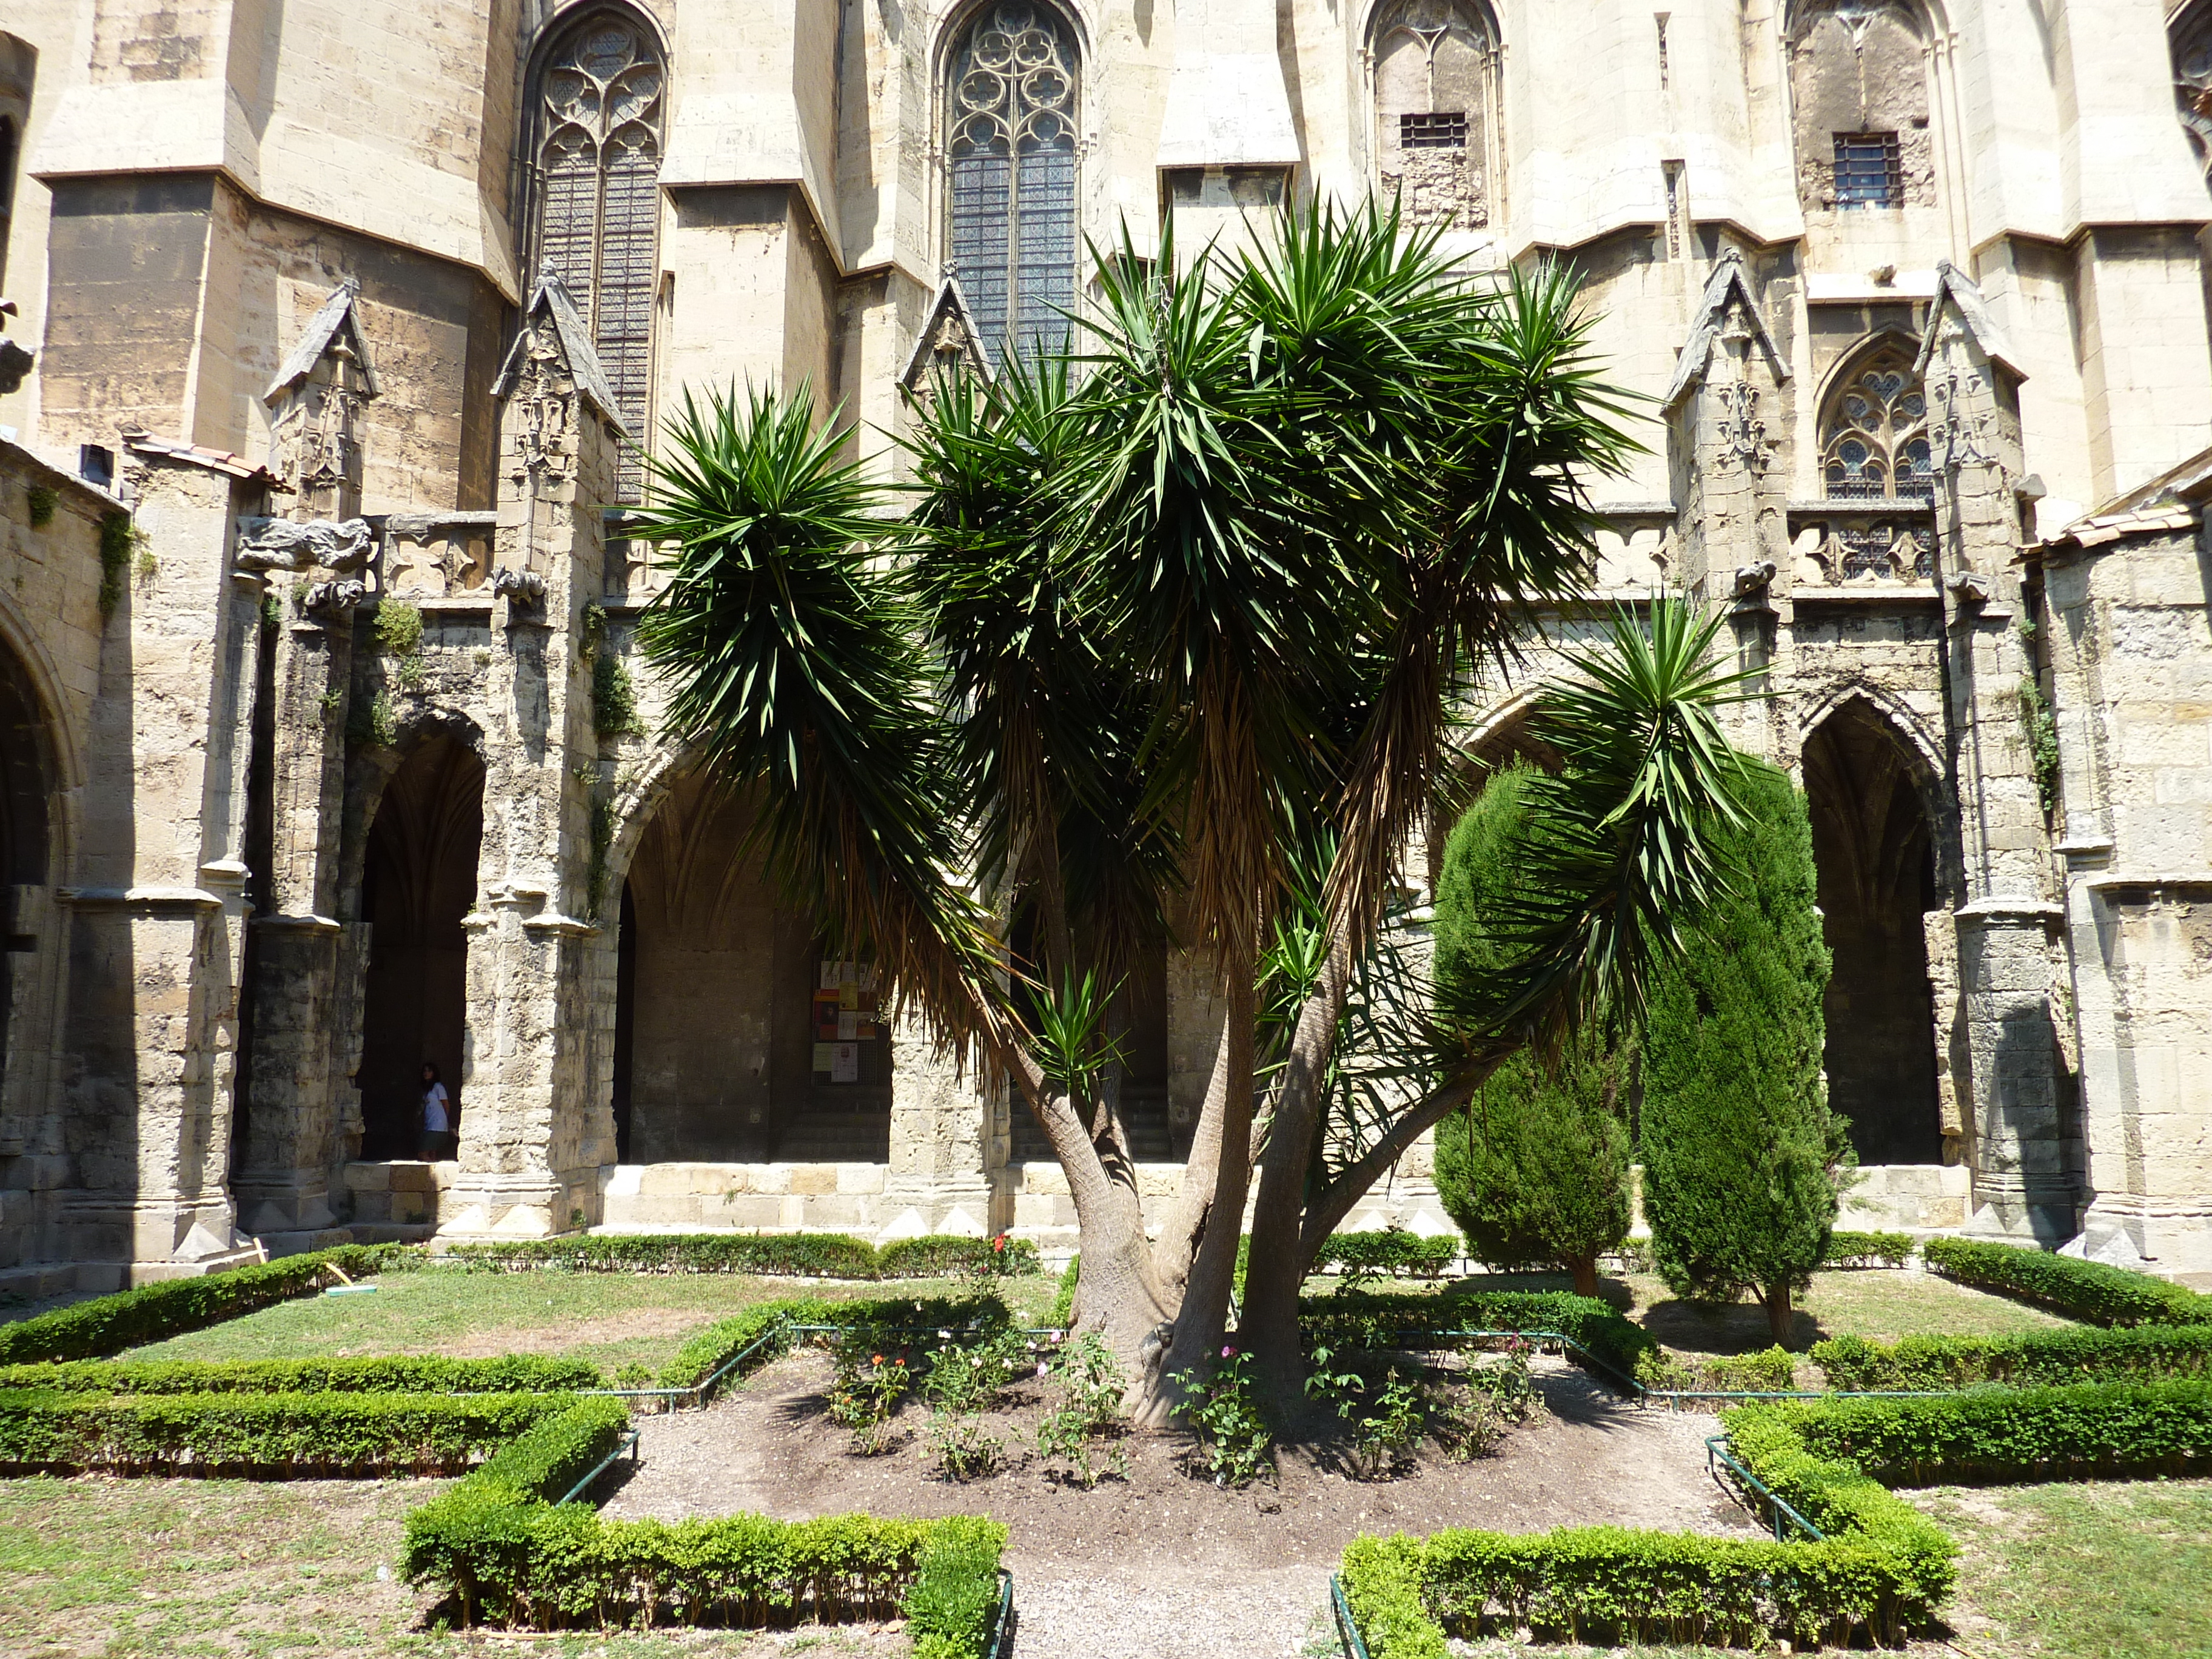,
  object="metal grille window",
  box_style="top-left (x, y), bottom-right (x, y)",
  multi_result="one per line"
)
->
top-left (946, 2), bottom-right (1079, 367)
top-left (1399, 111), bottom-right (1467, 149)
top-left (1832, 131), bottom-right (1902, 210)
top-left (532, 14), bottom-right (665, 501)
